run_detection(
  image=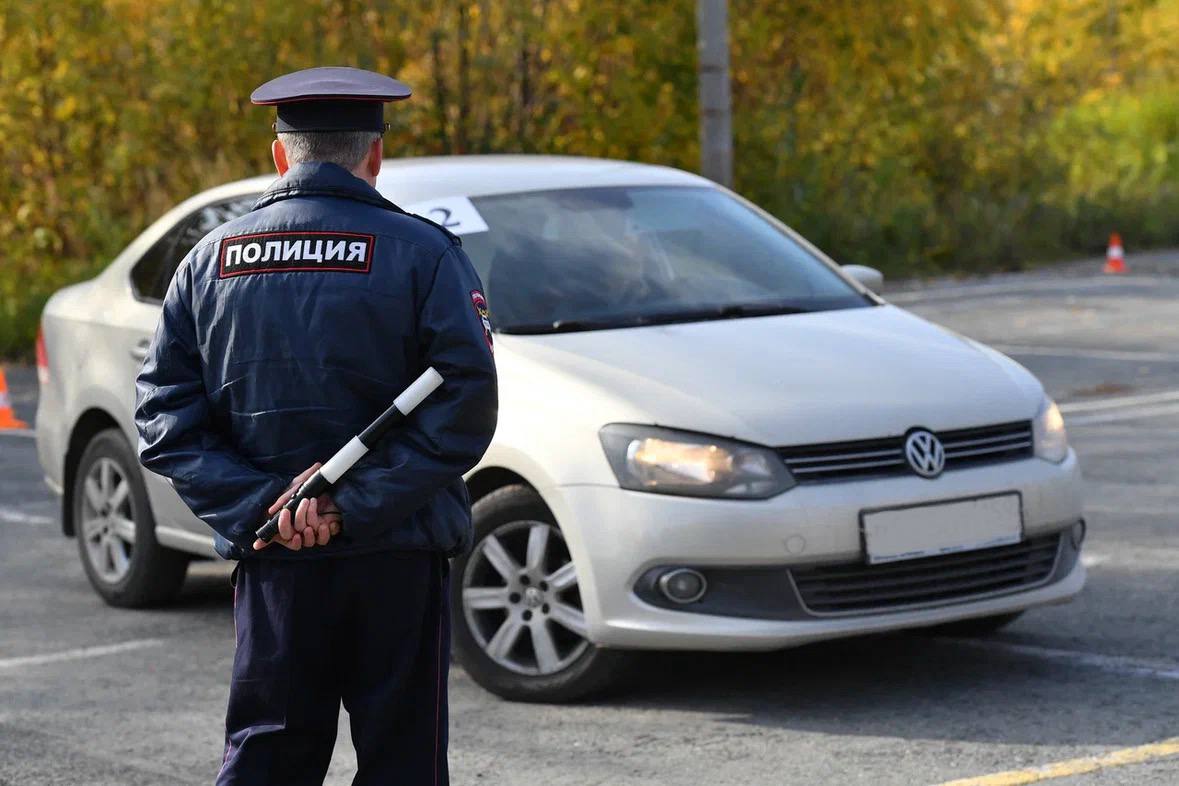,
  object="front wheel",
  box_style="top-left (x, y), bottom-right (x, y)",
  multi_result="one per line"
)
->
top-left (73, 428), bottom-right (188, 607)
top-left (451, 484), bottom-right (633, 702)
